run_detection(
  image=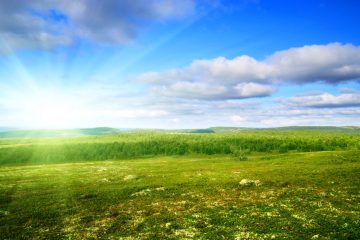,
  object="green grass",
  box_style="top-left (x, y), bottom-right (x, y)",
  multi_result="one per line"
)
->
top-left (0, 131), bottom-right (359, 165)
top-left (1, 149), bottom-right (359, 239)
